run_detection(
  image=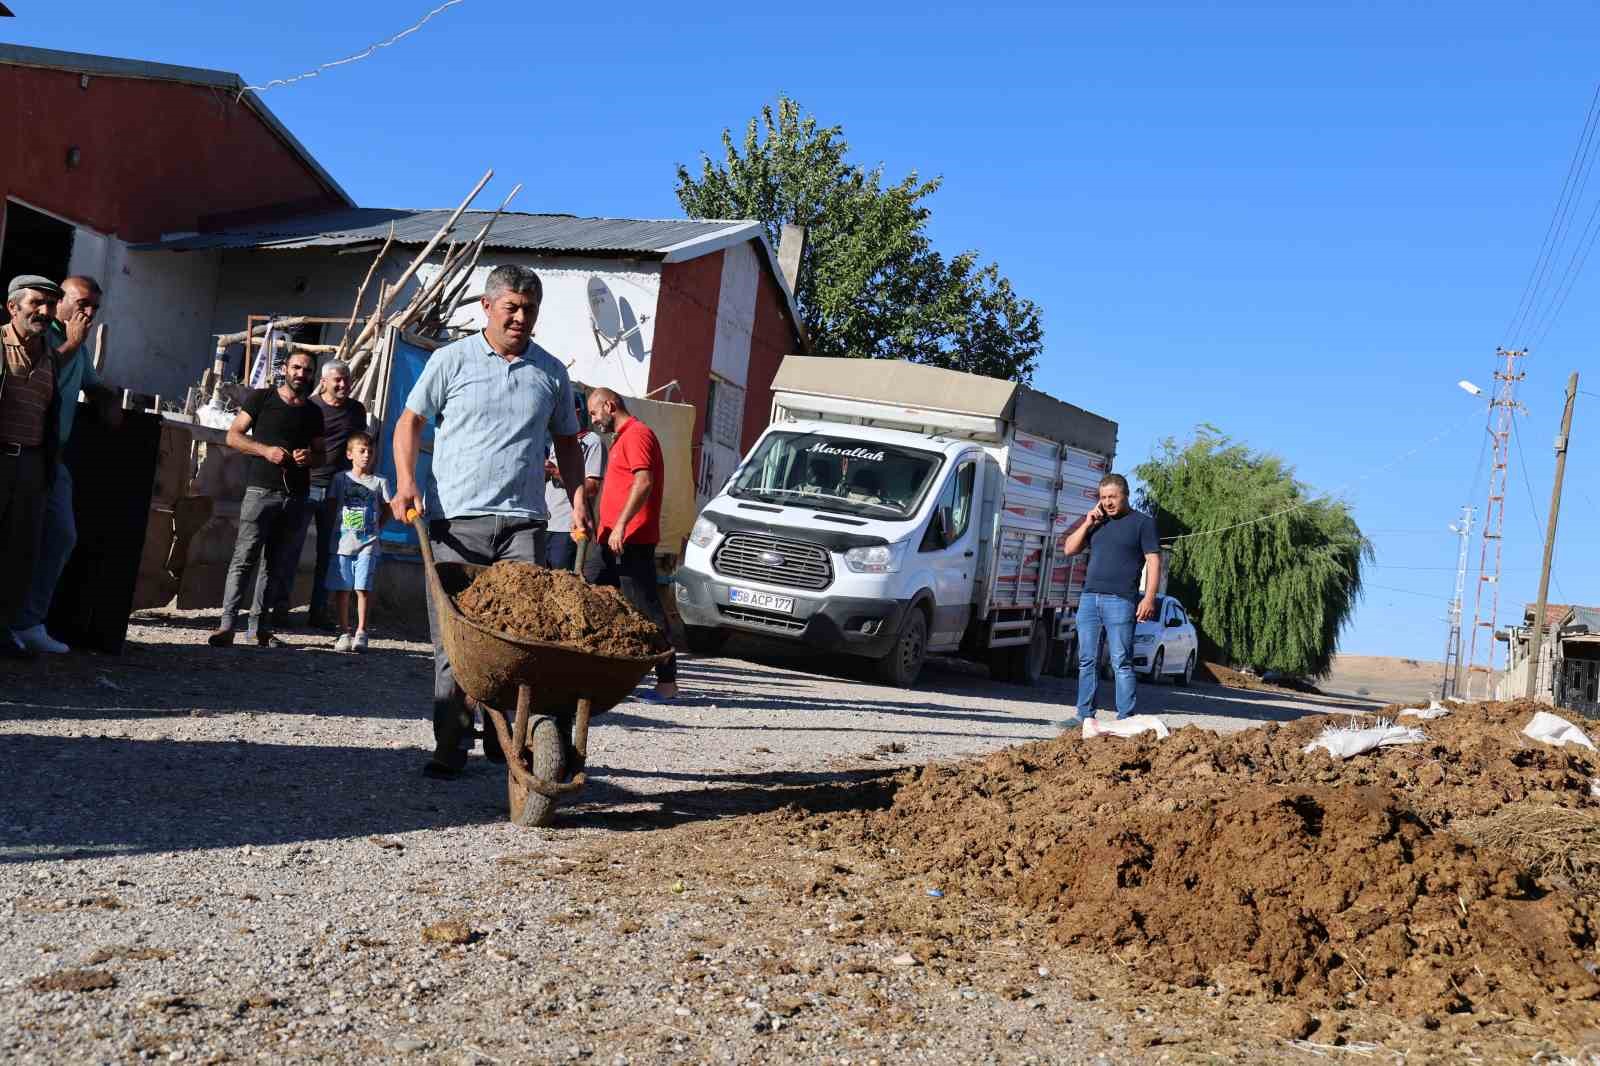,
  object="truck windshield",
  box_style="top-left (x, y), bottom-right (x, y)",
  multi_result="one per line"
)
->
top-left (728, 432), bottom-right (944, 520)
